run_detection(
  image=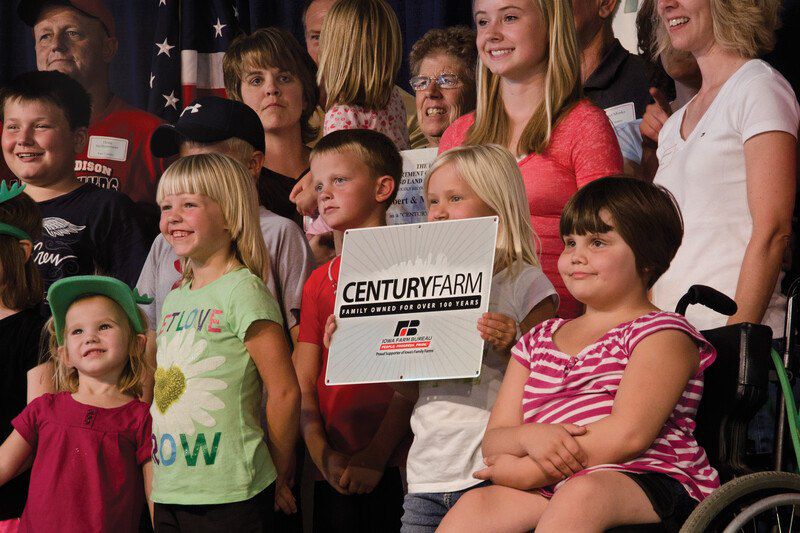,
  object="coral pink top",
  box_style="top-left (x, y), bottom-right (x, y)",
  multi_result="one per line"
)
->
top-left (439, 100), bottom-right (623, 318)
top-left (513, 312), bottom-right (720, 501)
